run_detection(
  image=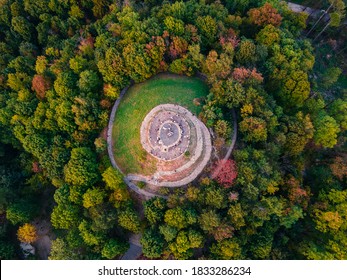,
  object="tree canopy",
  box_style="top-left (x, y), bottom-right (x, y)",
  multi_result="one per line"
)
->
top-left (0, 0), bottom-right (346, 261)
